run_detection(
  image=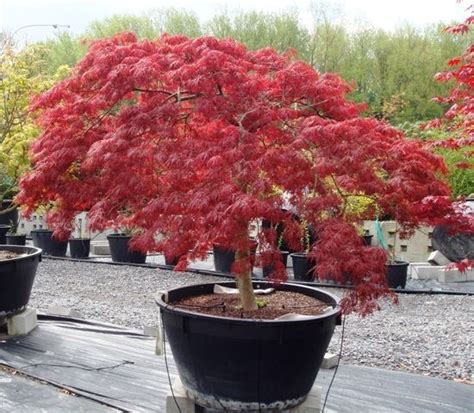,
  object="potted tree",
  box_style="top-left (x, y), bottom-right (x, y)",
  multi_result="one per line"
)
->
top-left (16, 34), bottom-right (471, 410)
